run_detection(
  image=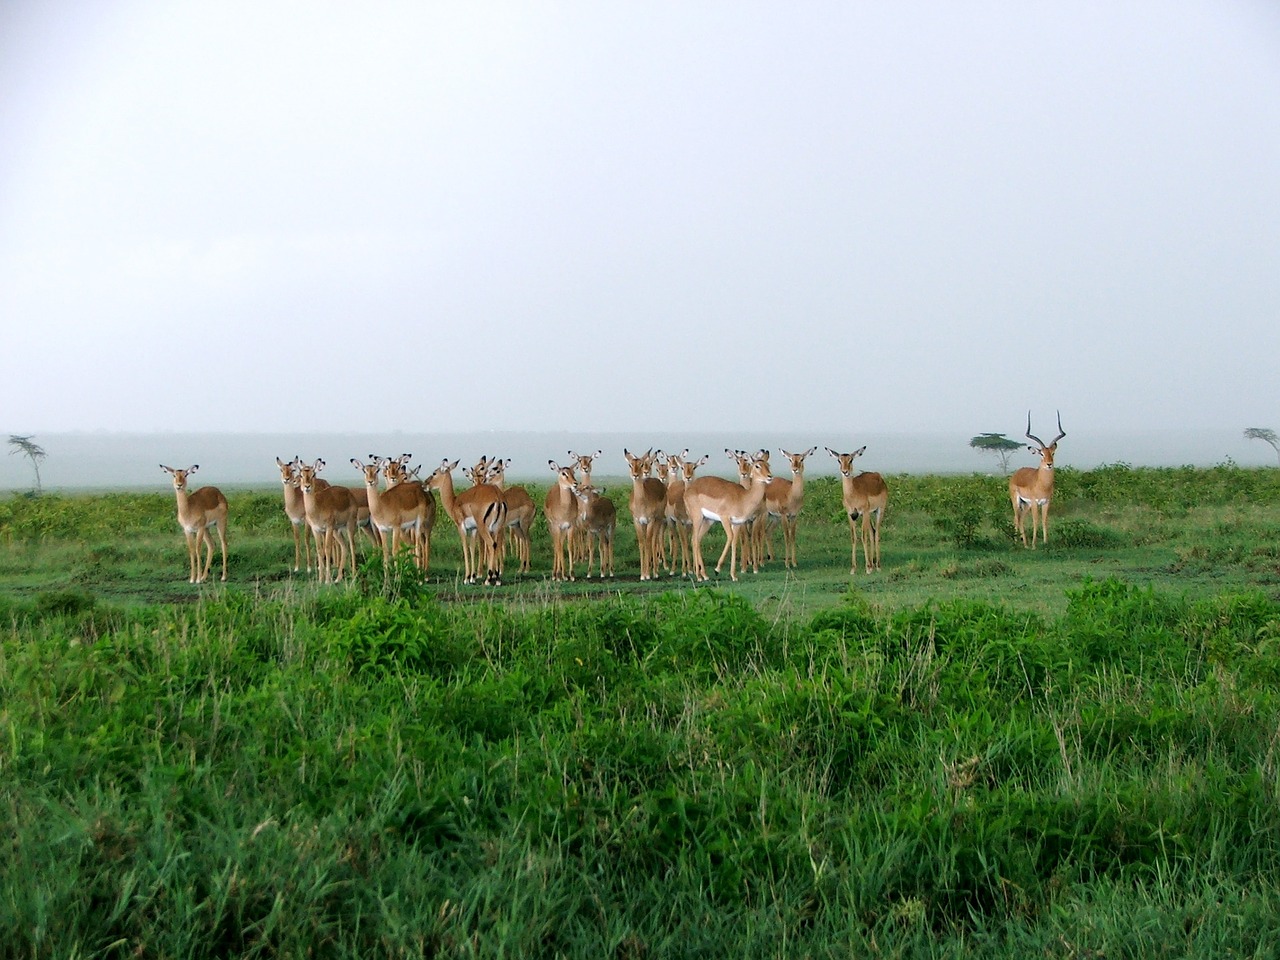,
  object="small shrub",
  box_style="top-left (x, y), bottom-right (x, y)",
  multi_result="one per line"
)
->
top-left (1049, 518), bottom-right (1123, 550)
top-left (927, 478), bottom-right (1005, 549)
